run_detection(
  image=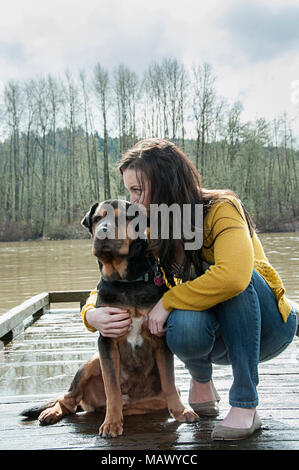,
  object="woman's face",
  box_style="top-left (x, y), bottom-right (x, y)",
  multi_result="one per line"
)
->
top-left (123, 168), bottom-right (151, 212)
